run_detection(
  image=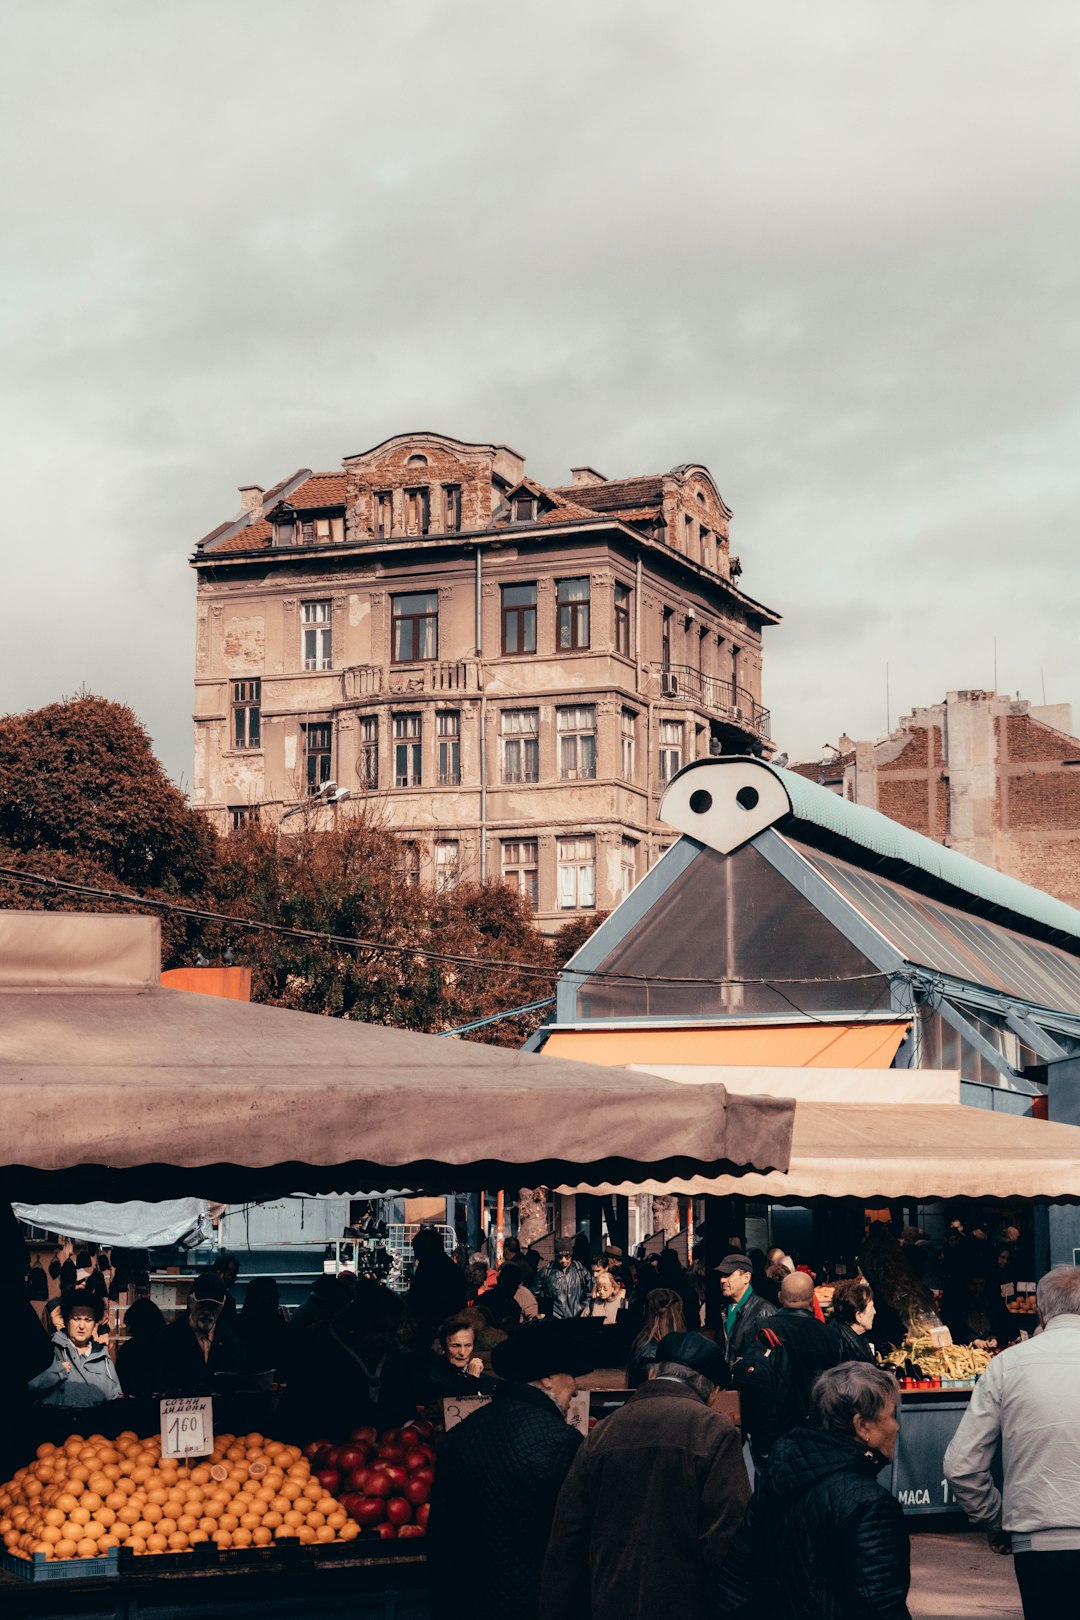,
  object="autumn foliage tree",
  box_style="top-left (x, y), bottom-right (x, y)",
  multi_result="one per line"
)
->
top-left (0, 693), bottom-right (607, 1046)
